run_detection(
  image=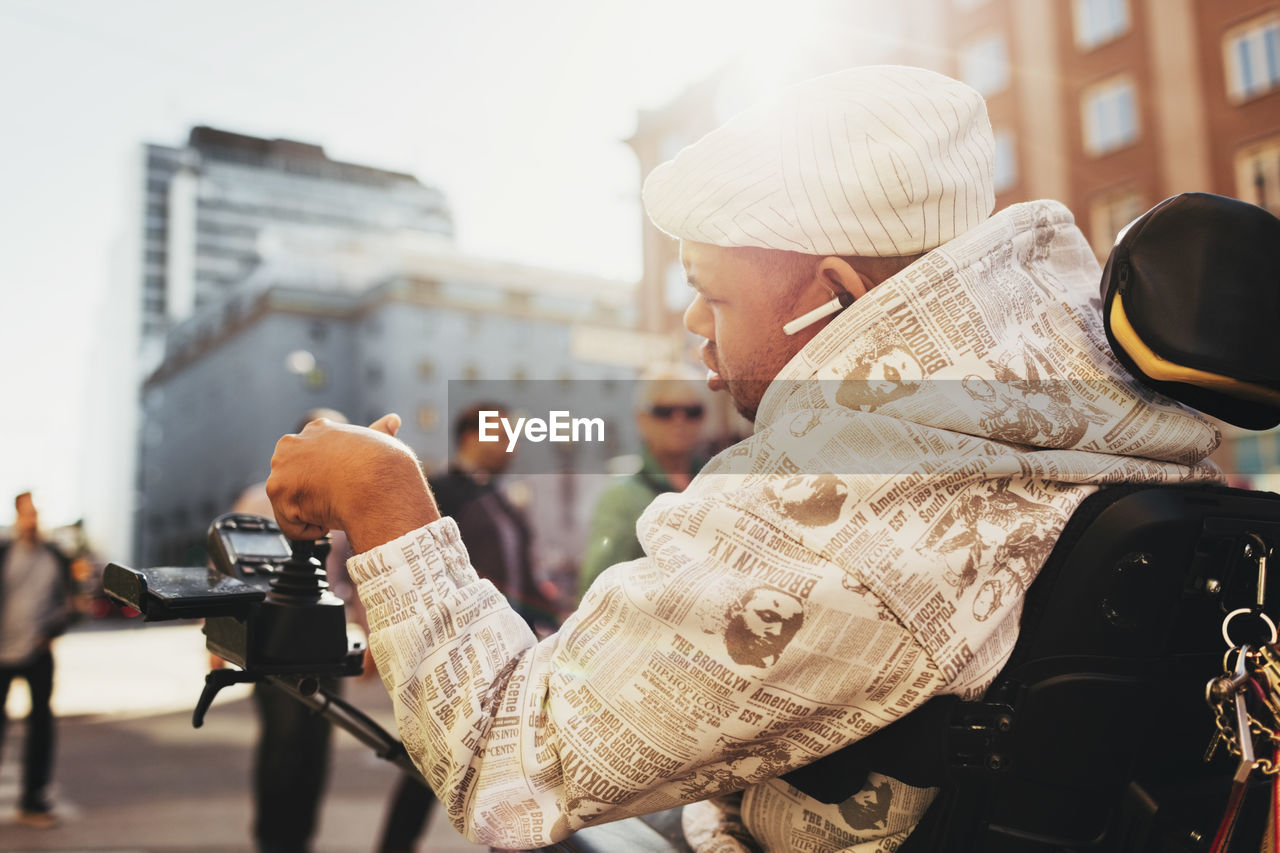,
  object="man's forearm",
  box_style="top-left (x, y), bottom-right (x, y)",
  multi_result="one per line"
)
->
top-left (344, 494), bottom-right (437, 554)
